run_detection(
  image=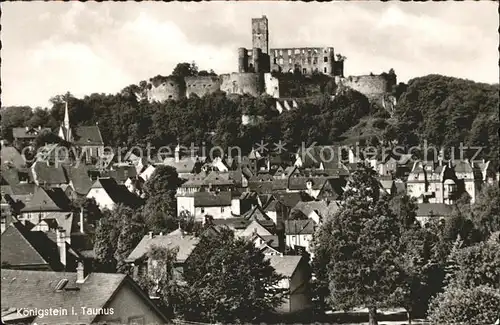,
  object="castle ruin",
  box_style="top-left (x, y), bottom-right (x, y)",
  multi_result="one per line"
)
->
top-left (146, 16), bottom-right (396, 103)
